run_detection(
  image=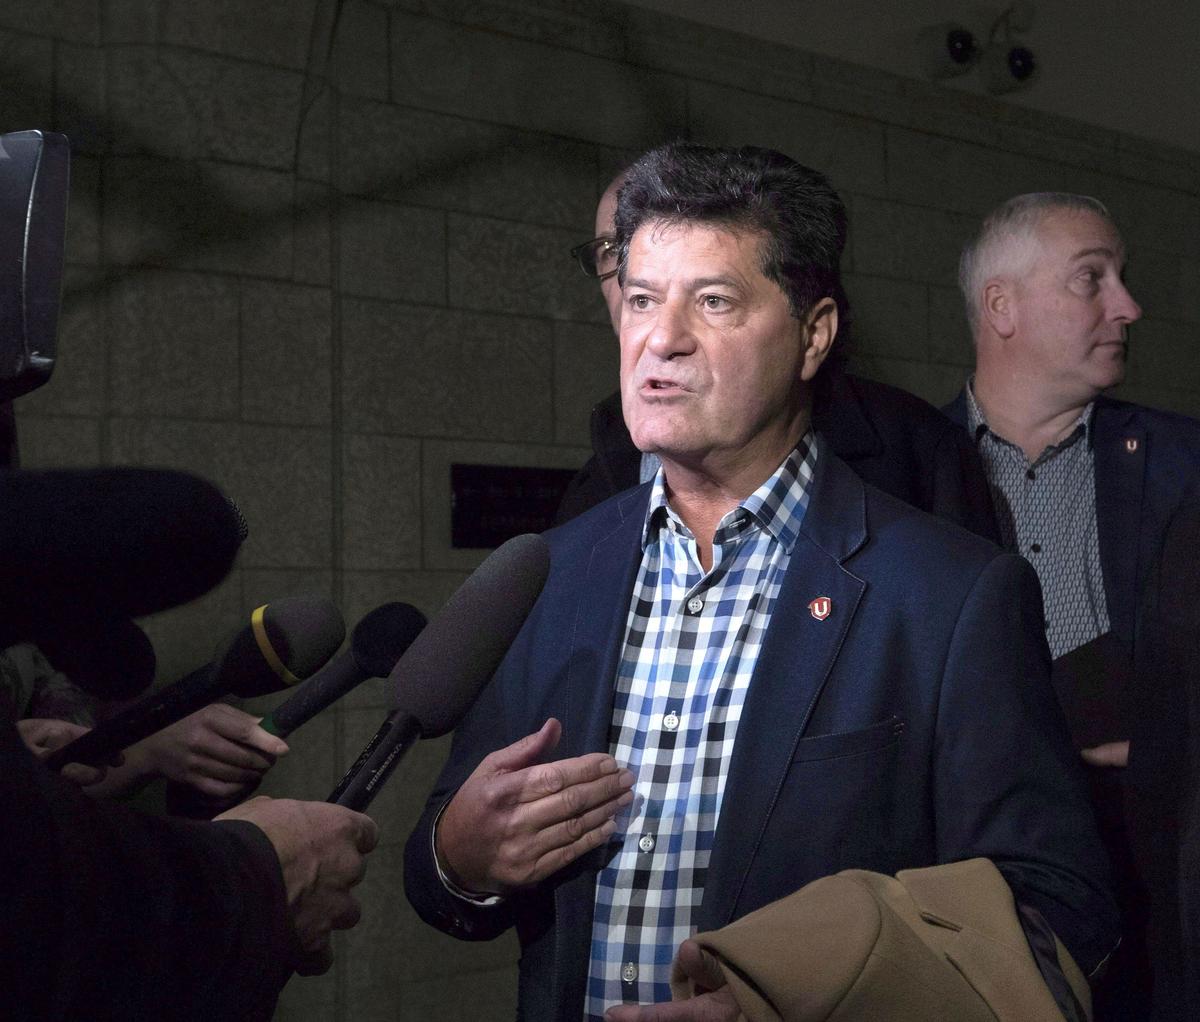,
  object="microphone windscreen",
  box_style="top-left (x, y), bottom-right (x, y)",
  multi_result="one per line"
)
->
top-left (224, 594), bottom-right (346, 698)
top-left (0, 467), bottom-right (243, 632)
top-left (35, 617), bottom-right (156, 702)
top-left (391, 533), bottom-right (550, 737)
top-left (352, 602), bottom-right (428, 677)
